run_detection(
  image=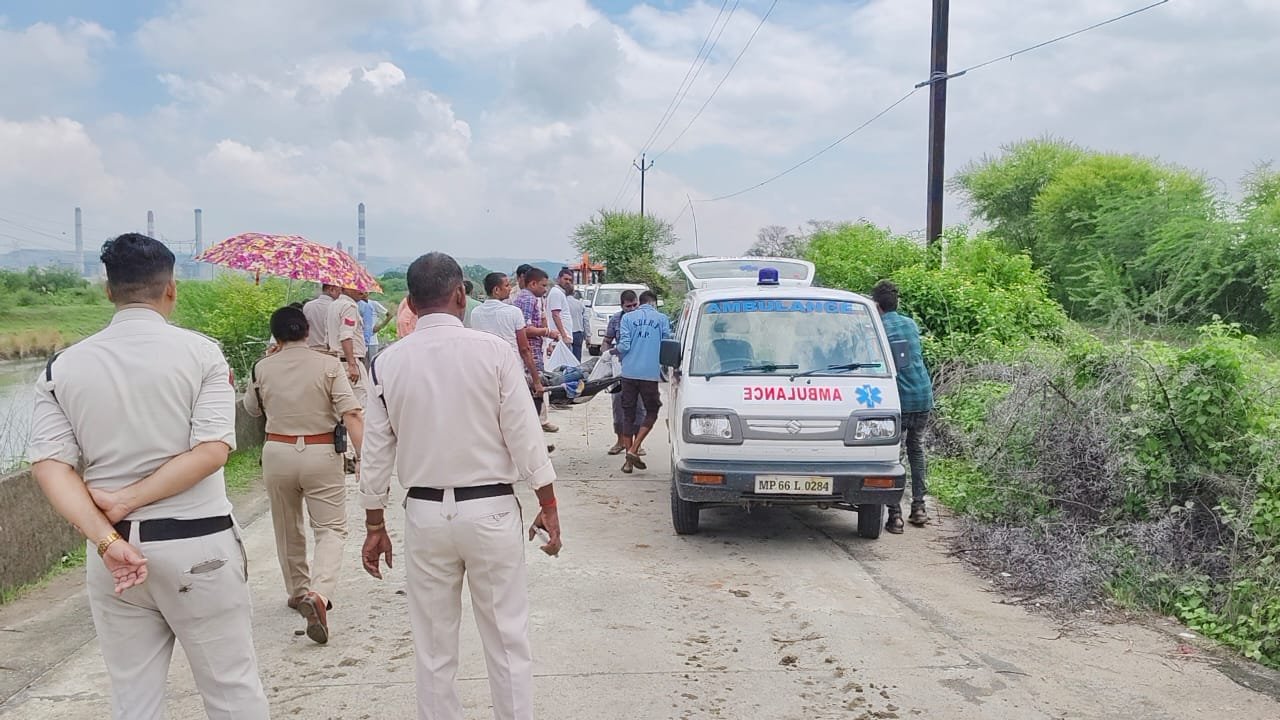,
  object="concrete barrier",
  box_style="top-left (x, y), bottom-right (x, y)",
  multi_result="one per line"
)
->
top-left (0, 469), bottom-right (84, 593)
top-left (235, 392), bottom-right (266, 449)
top-left (0, 395), bottom-right (265, 594)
